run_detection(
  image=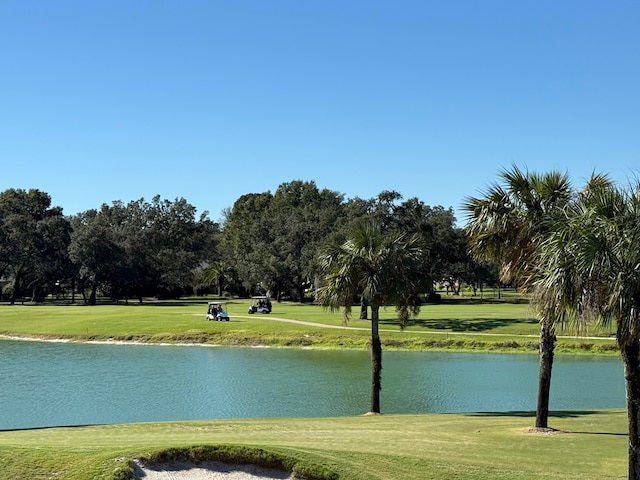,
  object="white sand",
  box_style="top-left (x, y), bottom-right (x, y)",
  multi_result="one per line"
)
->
top-left (132, 460), bottom-right (295, 480)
